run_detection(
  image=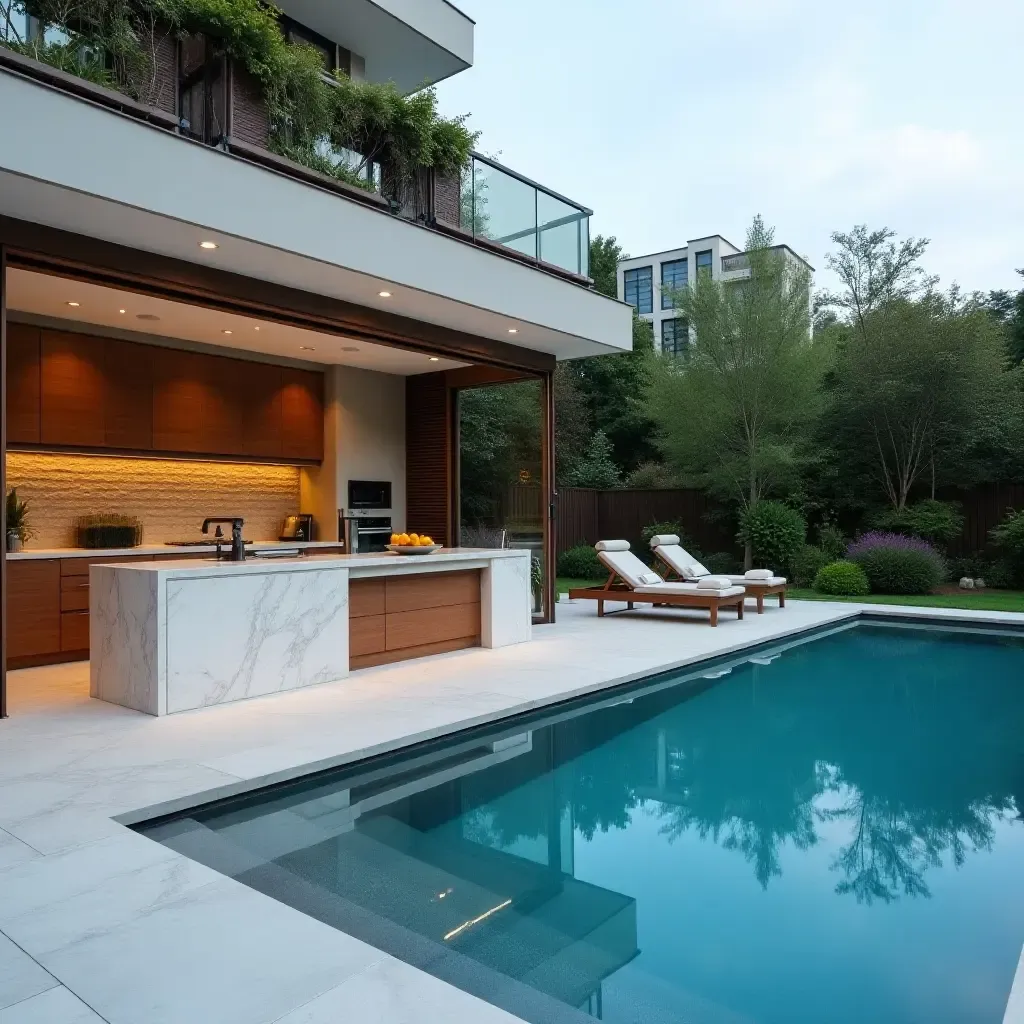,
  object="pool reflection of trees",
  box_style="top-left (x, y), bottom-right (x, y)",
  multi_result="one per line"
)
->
top-left (460, 629), bottom-right (1024, 904)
